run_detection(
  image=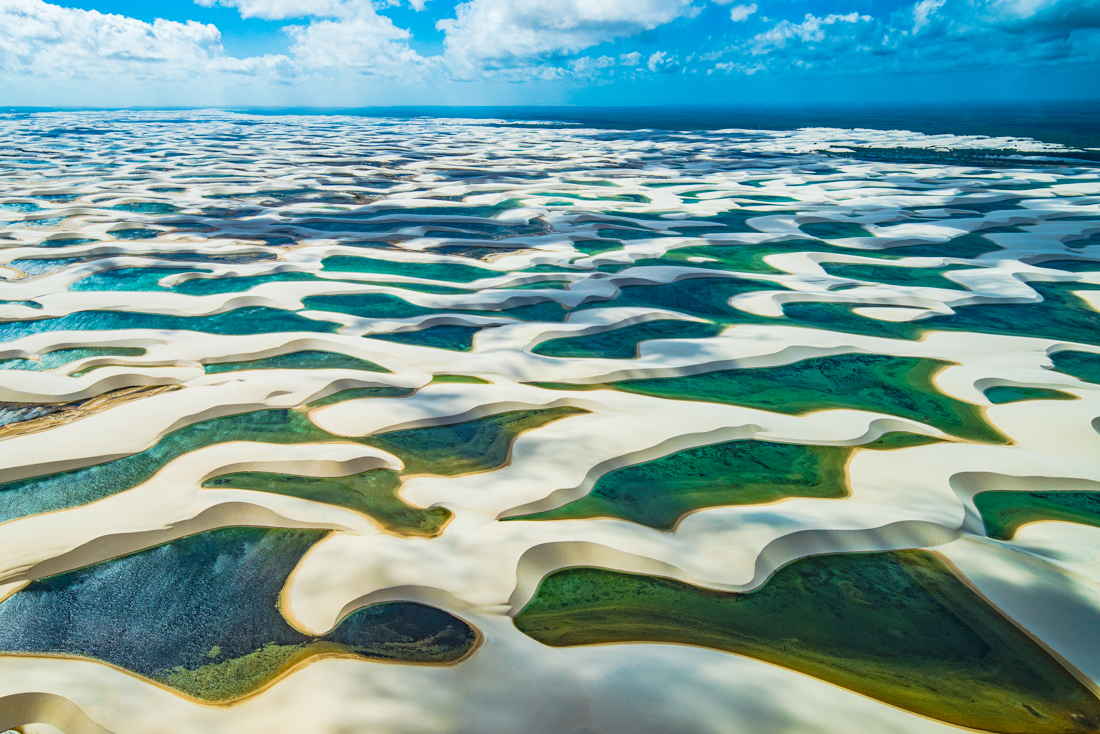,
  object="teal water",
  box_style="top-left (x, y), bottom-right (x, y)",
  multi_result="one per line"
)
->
top-left (70, 267), bottom-right (210, 292)
top-left (0, 307), bottom-right (339, 343)
top-left (533, 320), bottom-right (725, 359)
top-left (0, 347), bottom-right (146, 372)
top-left (369, 325), bottom-right (490, 351)
top-left (205, 350), bottom-right (389, 374)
